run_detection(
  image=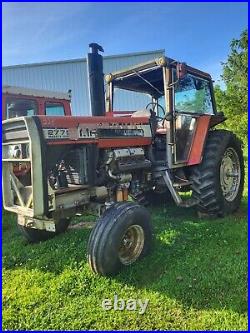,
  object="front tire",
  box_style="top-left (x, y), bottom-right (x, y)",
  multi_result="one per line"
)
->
top-left (87, 202), bottom-right (152, 276)
top-left (191, 130), bottom-right (244, 217)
